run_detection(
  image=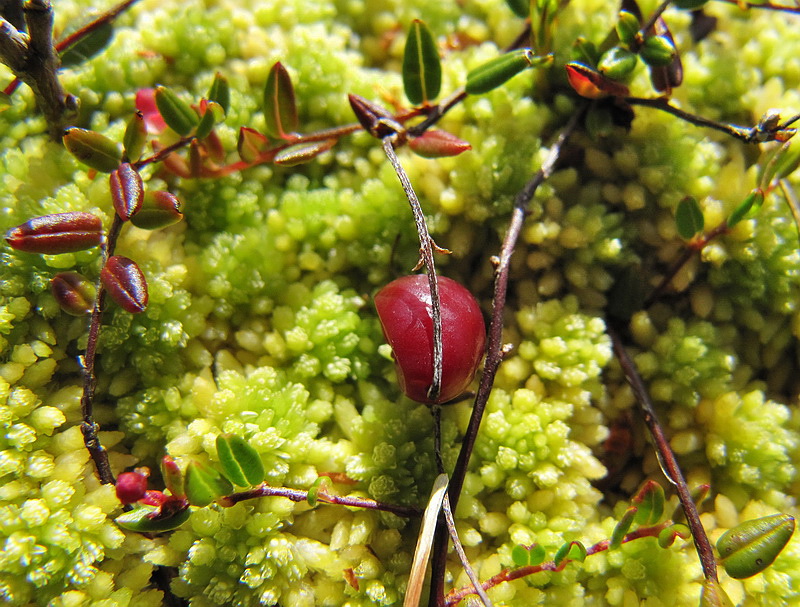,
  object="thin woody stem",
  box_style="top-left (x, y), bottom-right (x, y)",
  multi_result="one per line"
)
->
top-left (428, 105), bottom-right (587, 606)
top-left (220, 483), bottom-right (421, 518)
top-left (608, 326), bottom-right (718, 583)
